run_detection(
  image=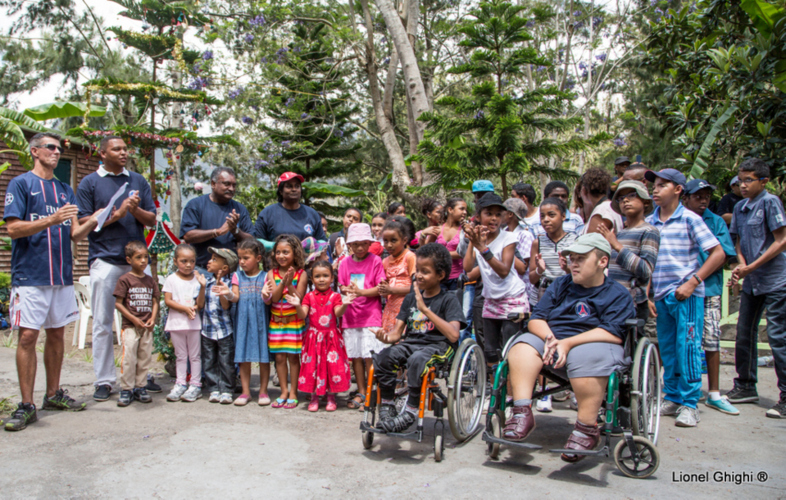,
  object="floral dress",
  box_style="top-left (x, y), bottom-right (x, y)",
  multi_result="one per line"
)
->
top-left (298, 289), bottom-right (351, 395)
top-left (381, 249), bottom-right (417, 332)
